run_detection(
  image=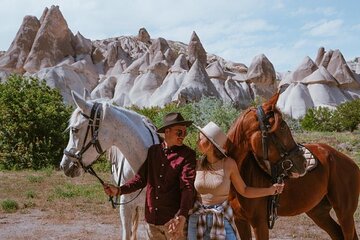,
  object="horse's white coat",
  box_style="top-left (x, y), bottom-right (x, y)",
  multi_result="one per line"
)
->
top-left (60, 91), bottom-right (159, 239)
